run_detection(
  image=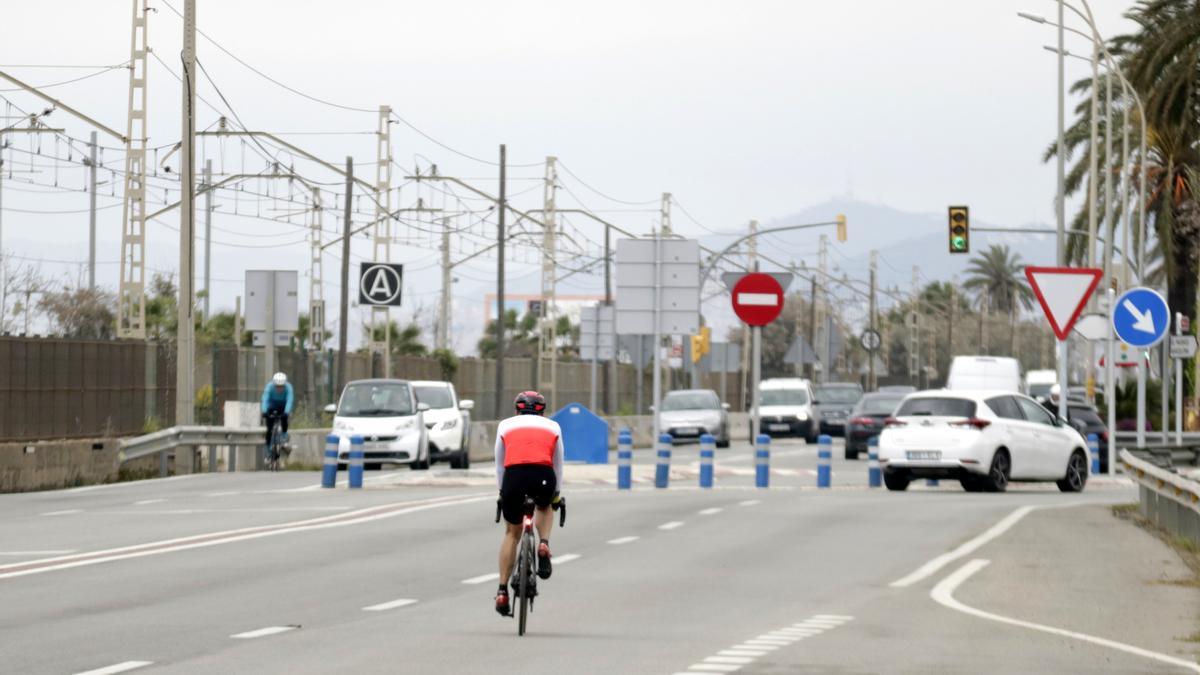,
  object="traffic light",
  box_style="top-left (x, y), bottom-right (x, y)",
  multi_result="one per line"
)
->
top-left (836, 214), bottom-right (847, 242)
top-left (690, 326), bottom-right (711, 363)
top-left (948, 206), bottom-right (969, 254)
